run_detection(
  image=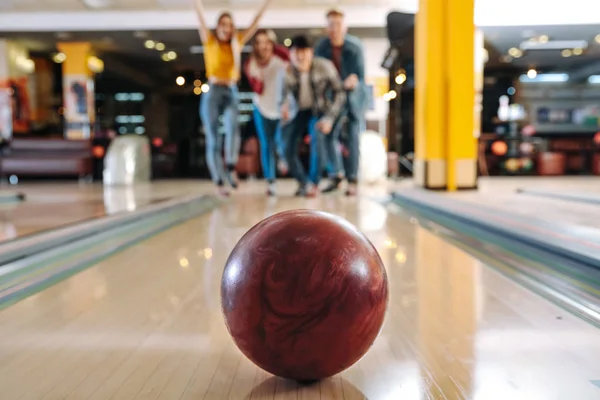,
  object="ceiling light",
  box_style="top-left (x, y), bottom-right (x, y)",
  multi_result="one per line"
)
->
top-left (167, 51), bottom-right (177, 60)
top-left (82, 0), bottom-right (113, 8)
top-left (161, 53), bottom-right (170, 62)
top-left (501, 55), bottom-right (513, 63)
top-left (596, 35), bottom-right (600, 44)
top-left (283, 38), bottom-right (292, 47)
top-left (201, 83), bottom-right (210, 93)
top-left (562, 49), bottom-right (573, 57)
top-left (539, 35), bottom-right (549, 43)
top-left (193, 87), bottom-right (202, 95)
top-left (573, 48), bottom-right (584, 56)
top-left (520, 40), bottom-right (588, 51)
top-left (194, 79), bottom-right (202, 87)
top-left (87, 56), bottom-right (104, 73)
top-left (527, 69), bottom-right (537, 79)
top-left (383, 93), bottom-right (391, 102)
top-left (508, 47), bottom-right (523, 58)
top-left (519, 73), bottom-right (569, 83)
top-left (388, 90), bottom-right (397, 99)
top-left (176, 76), bottom-right (185, 86)
top-left (156, 42), bottom-right (165, 51)
top-left (588, 75), bottom-right (600, 84)
top-left (52, 52), bottom-right (67, 63)
top-left (144, 40), bottom-right (155, 49)
top-left (395, 73), bottom-right (406, 85)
